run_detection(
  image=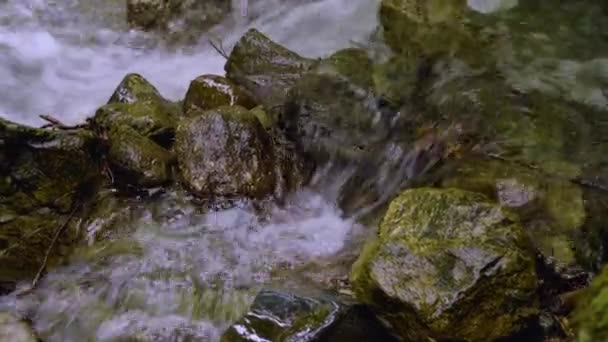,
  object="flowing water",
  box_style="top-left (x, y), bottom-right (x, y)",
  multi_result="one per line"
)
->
top-left (0, 0), bottom-right (379, 340)
top-left (2, 0), bottom-right (608, 341)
